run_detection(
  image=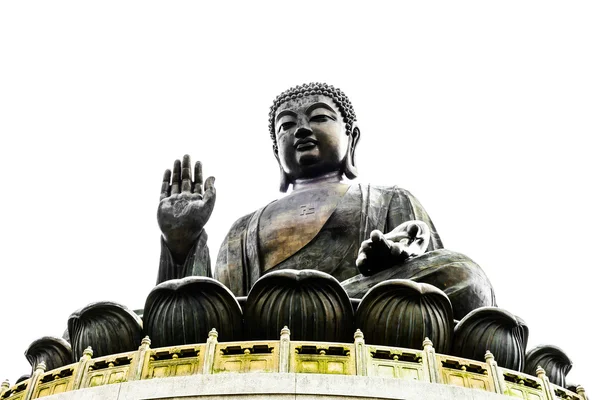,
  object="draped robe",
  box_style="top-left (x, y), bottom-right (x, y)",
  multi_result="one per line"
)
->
top-left (213, 184), bottom-right (444, 295)
top-left (157, 184), bottom-right (495, 319)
